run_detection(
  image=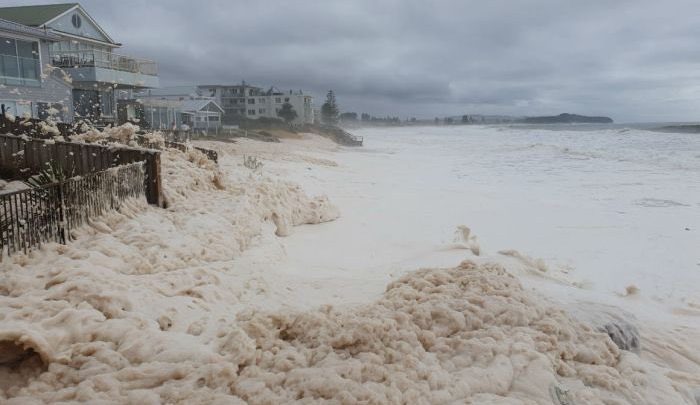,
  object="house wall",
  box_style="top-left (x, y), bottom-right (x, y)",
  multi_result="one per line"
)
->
top-left (255, 93), bottom-right (313, 124)
top-left (197, 85), bottom-right (260, 124)
top-left (47, 9), bottom-right (112, 44)
top-left (0, 35), bottom-right (74, 122)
